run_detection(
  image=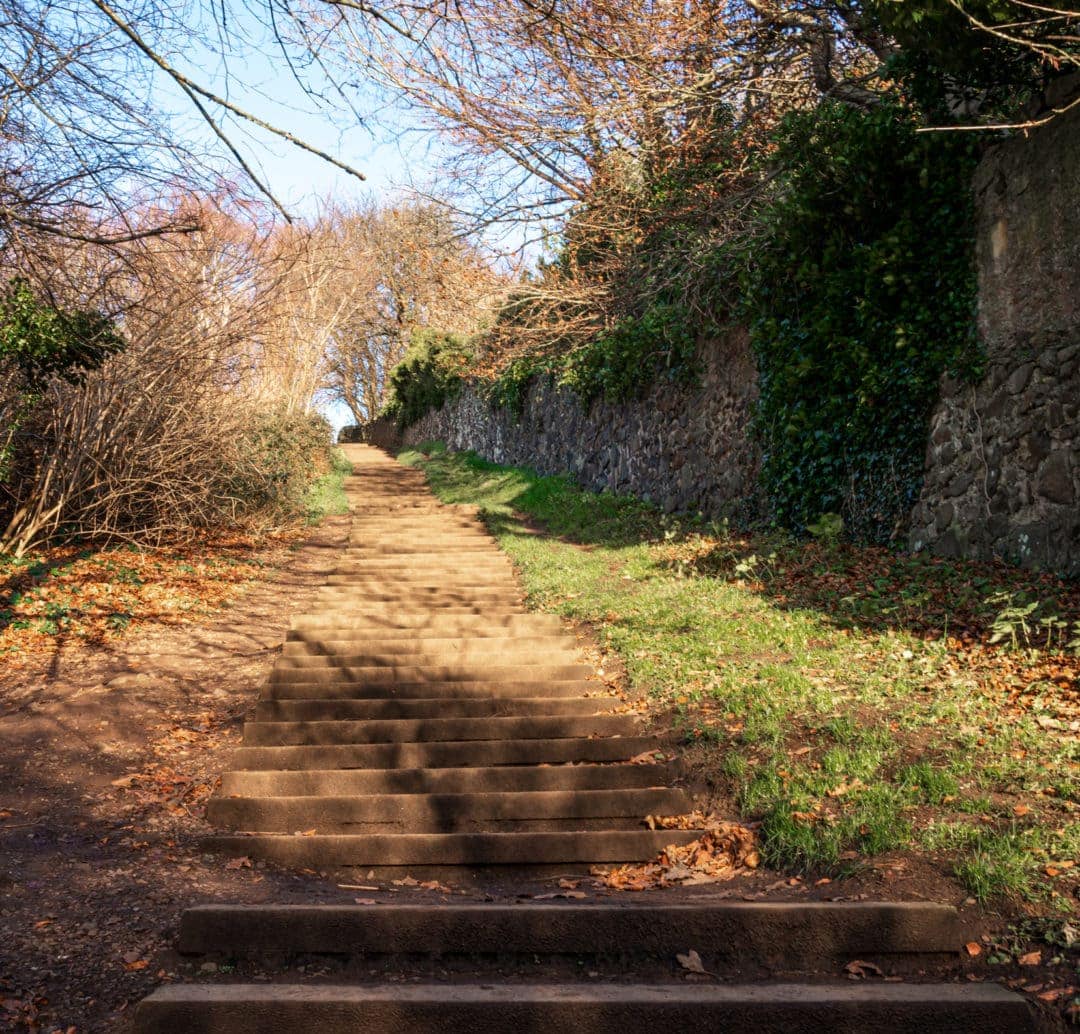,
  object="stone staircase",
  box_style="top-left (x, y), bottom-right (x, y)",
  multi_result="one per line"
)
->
top-left (134, 445), bottom-right (1035, 1032)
